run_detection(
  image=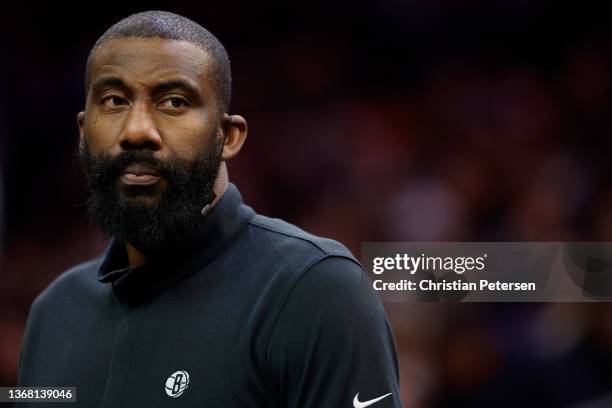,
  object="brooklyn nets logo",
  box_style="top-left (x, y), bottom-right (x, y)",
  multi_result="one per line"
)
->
top-left (165, 370), bottom-right (190, 398)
